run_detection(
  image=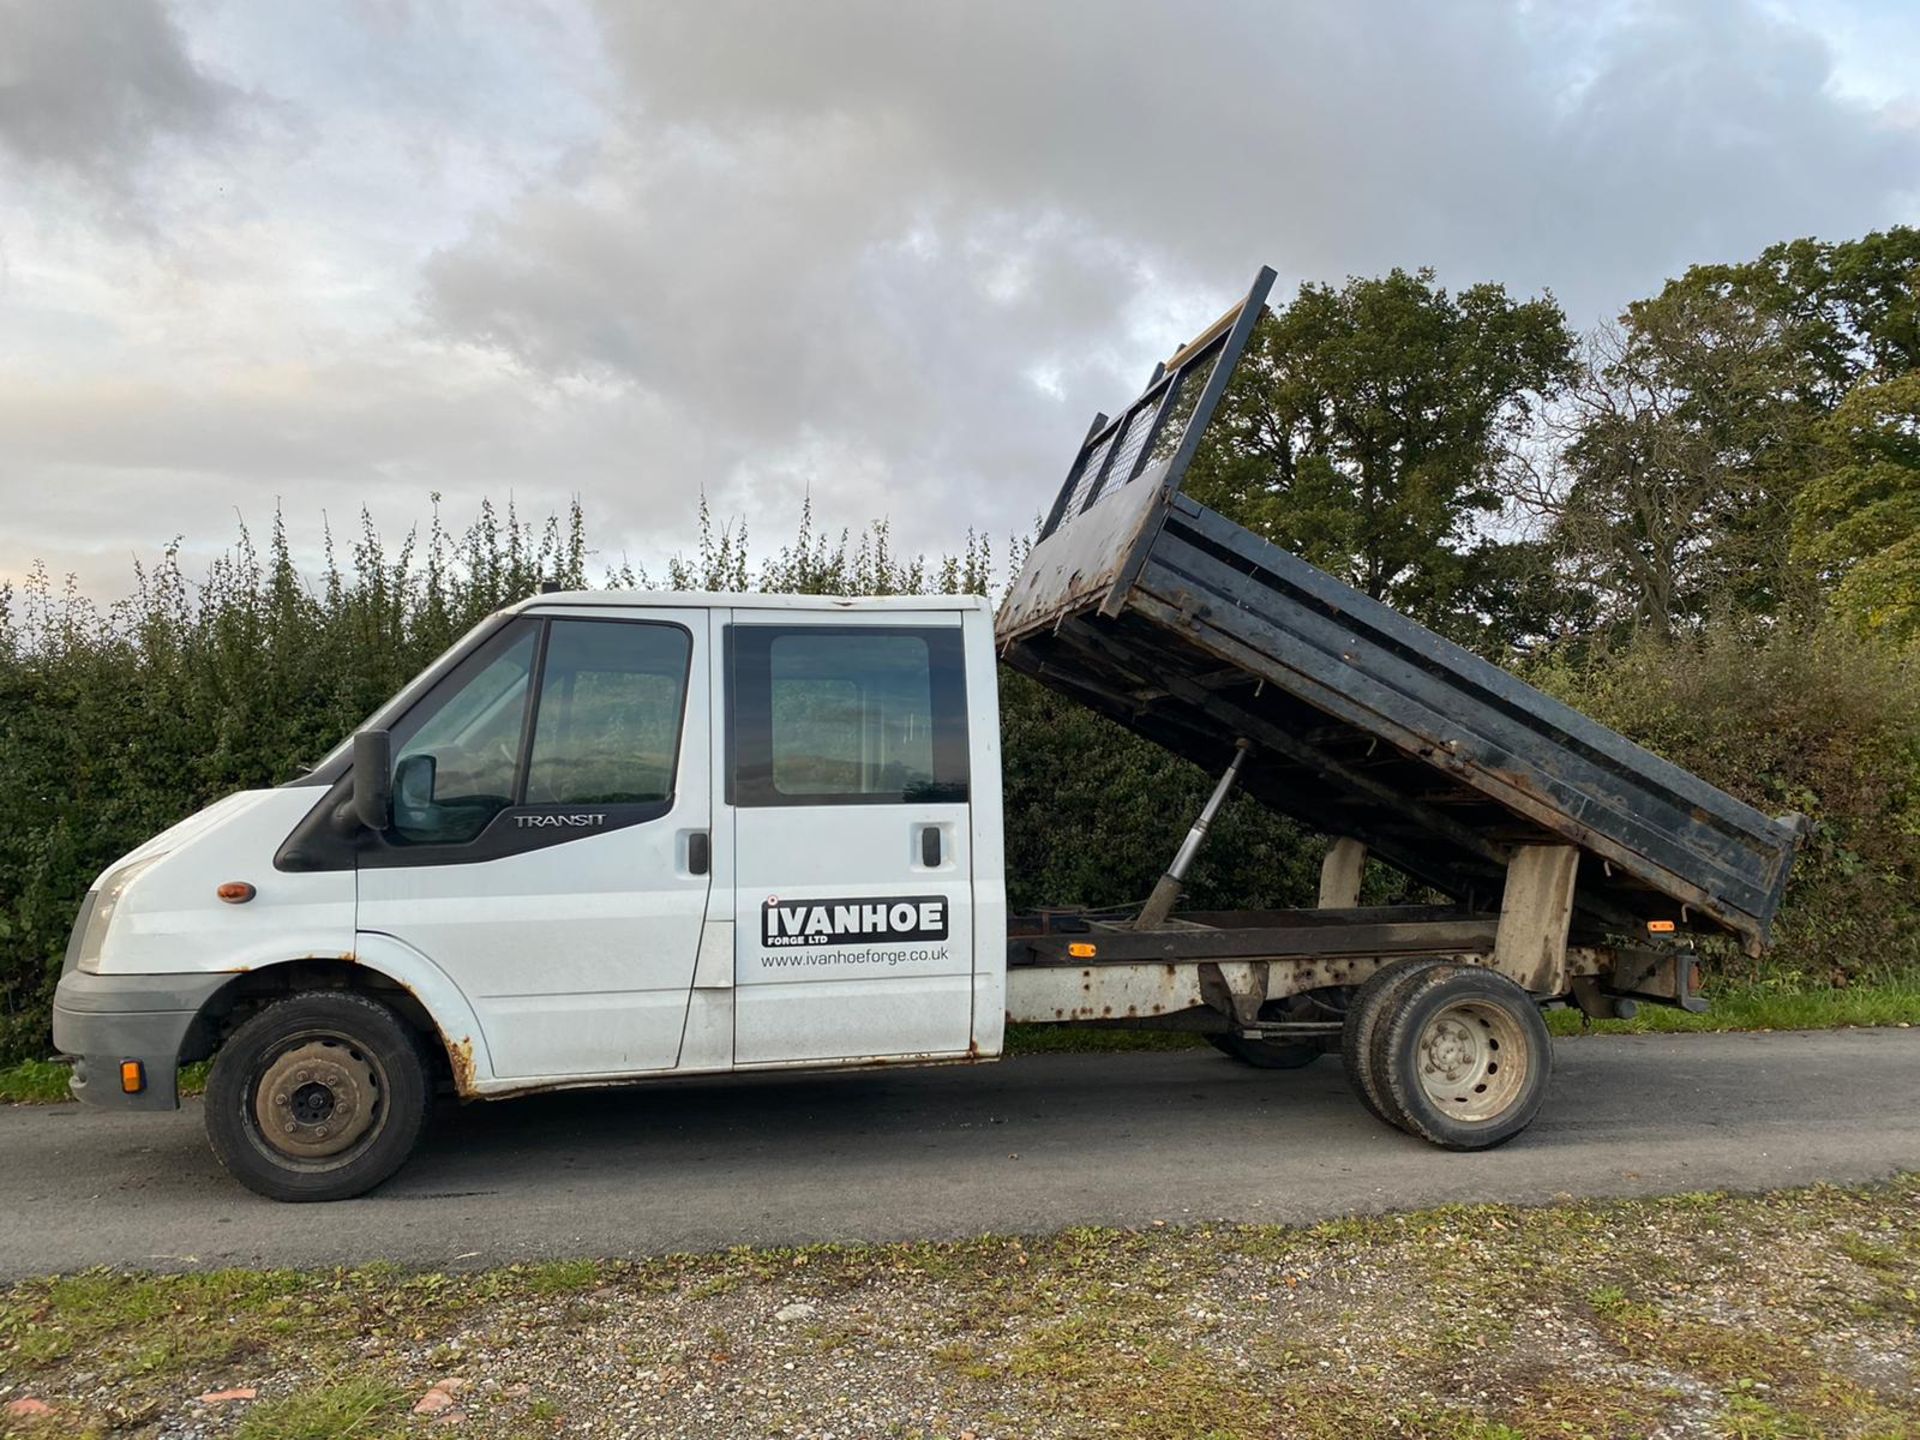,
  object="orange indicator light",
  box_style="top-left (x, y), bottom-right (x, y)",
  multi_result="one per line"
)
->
top-left (119, 1060), bottom-right (145, 1094)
